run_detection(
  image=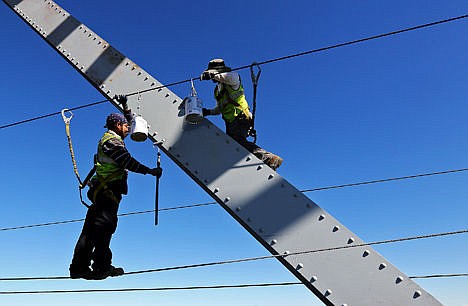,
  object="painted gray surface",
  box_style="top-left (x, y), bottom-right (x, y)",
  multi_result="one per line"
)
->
top-left (3, 1), bottom-right (443, 305)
